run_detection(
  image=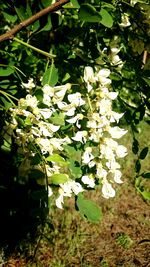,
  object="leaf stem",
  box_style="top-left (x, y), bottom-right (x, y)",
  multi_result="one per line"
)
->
top-left (13, 37), bottom-right (56, 59)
